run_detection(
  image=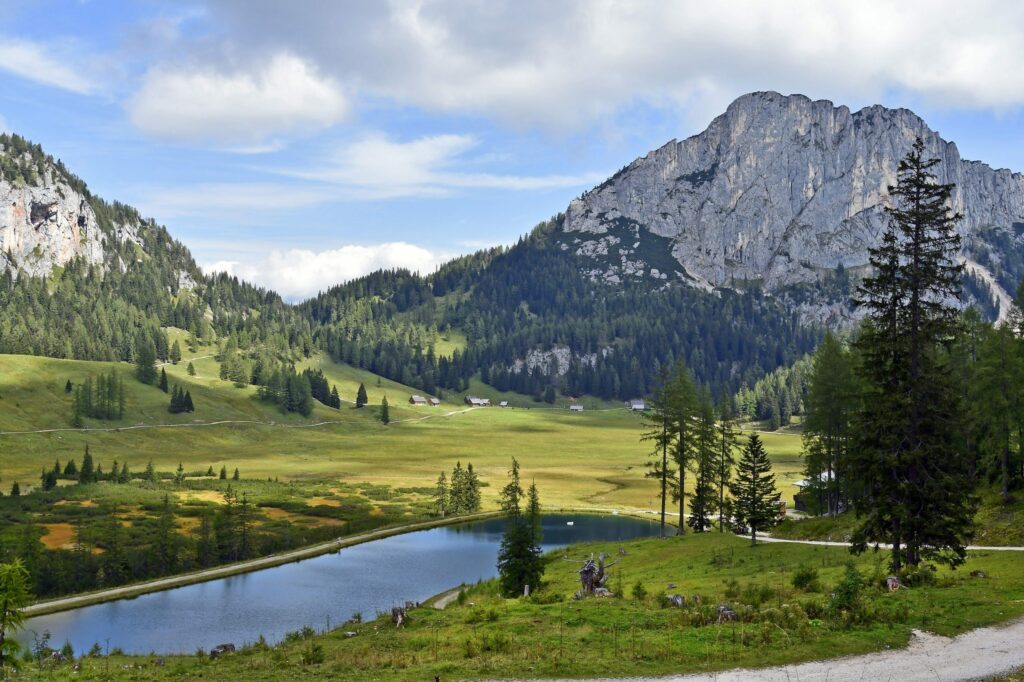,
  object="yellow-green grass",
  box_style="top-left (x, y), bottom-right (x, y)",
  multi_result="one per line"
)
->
top-left (296, 354), bottom-right (433, 406)
top-left (0, 354), bottom-right (806, 514)
top-left (24, 532), bottom-right (1024, 681)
